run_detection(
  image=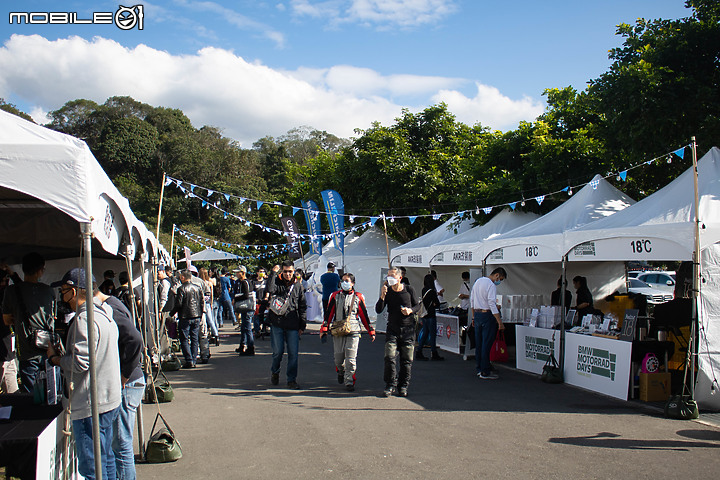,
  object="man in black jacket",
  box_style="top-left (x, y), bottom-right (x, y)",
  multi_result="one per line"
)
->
top-left (376, 266), bottom-right (420, 397)
top-left (170, 269), bottom-right (204, 368)
top-left (267, 260), bottom-right (307, 389)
